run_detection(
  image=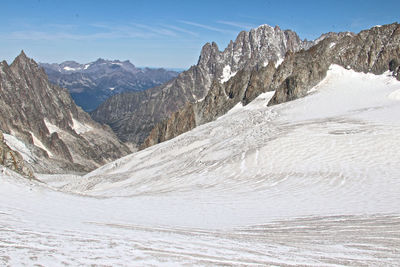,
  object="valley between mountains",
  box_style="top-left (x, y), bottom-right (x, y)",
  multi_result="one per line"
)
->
top-left (1, 22), bottom-right (400, 266)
